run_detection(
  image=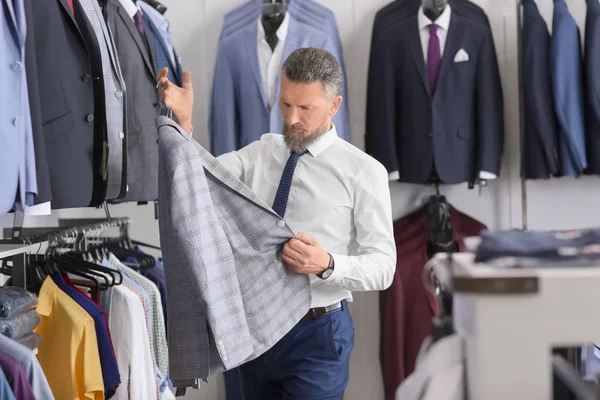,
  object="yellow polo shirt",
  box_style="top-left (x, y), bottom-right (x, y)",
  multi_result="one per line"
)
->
top-left (34, 277), bottom-right (104, 400)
